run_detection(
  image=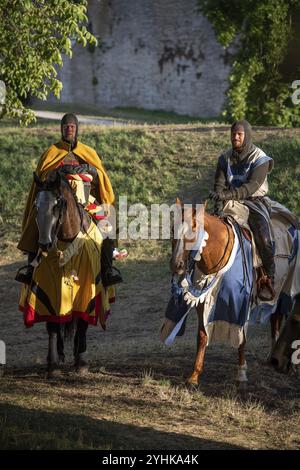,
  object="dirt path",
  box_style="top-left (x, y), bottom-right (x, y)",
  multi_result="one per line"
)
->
top-left (0, 253), bottom-right (299, 450)
top-left (34, 110), bottom-right (128, 126)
